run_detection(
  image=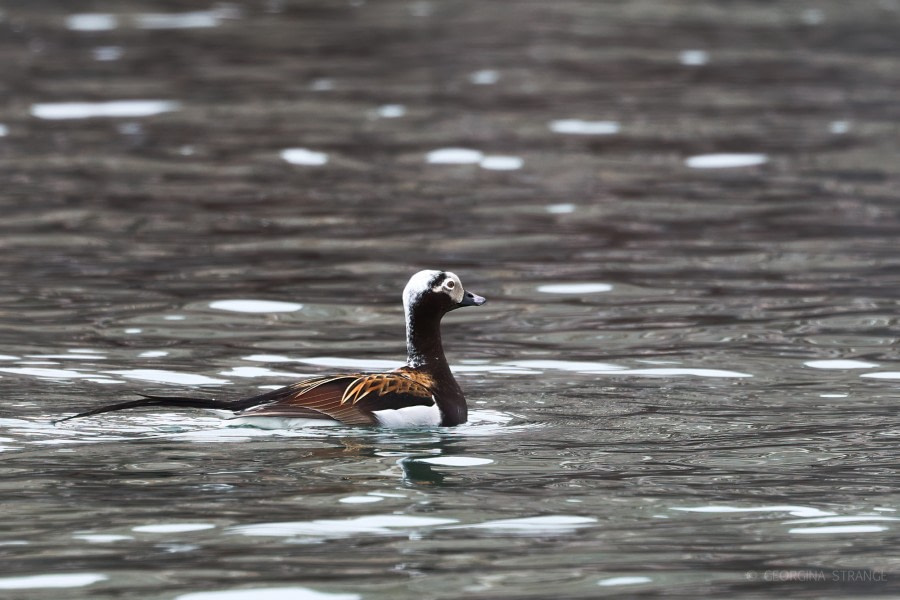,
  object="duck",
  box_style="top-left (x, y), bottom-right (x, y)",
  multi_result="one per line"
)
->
top-left (55, 270), bottom-right (486, 428)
